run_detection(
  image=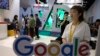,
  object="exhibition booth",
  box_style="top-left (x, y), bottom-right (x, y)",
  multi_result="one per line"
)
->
top-left (0, 0), bottom-right (100, 56)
